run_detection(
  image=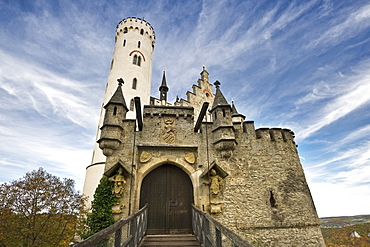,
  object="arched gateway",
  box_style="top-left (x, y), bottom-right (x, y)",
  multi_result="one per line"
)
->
top-left (139, 164), bottom-right (194, 234)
